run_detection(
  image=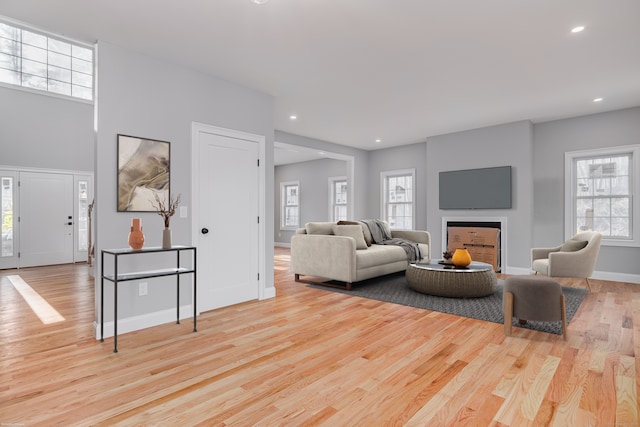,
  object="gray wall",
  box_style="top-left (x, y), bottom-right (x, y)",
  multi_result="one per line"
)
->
top-left (427, 121), bottom-right (534, 271)
top-left (275, 158), bottom-right (347, 244)
top-left (0, 86), bottom-right (94, 171)
top-left (367, 142), bottom-right (427, 230)
top-left (533, 107), bottom-right (640, 277)
top-left (275, 131), bottom-right (369, 220)
top-left (96, 41), bottom-right (275, 323)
